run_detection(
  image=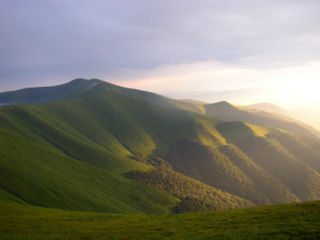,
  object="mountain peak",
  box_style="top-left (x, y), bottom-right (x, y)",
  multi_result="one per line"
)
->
top-left (67, 78), bottom-right (105, 85)
top-left (245, 102), bottom-right (286, 113)
top-left (0, 78), bottom-right (111, 105)
top-left (216, 100), bottom-right (233, 106)
top-left (67, 78), bottom-right (88, 84)
top-left (205, 101), bottom-right (236, 109)
top-left (0, 78), bottom-right (175, 108)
